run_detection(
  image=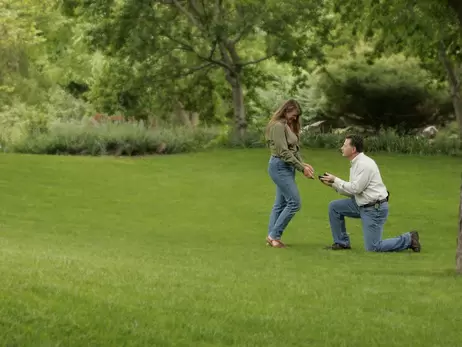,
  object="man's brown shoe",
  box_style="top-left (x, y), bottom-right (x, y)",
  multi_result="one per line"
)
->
top-left (410, 231), bottom-right (421, 252)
